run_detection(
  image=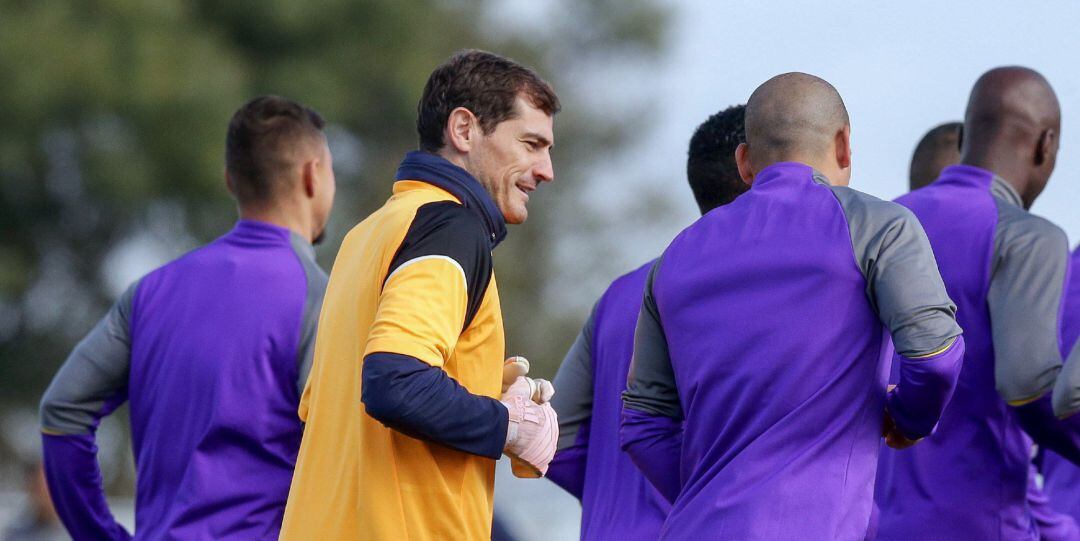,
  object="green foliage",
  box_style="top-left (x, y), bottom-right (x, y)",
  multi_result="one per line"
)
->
top-left (0, 0), bottom-right (667, 404)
